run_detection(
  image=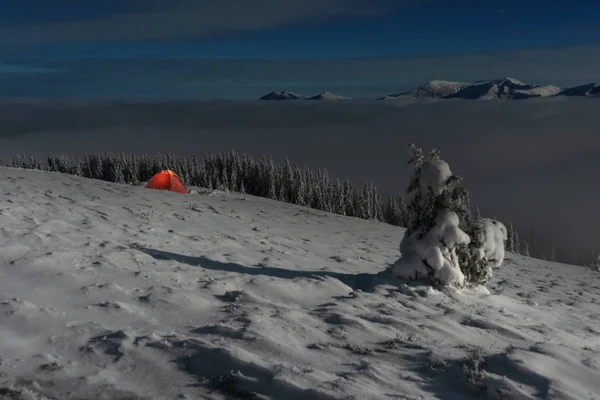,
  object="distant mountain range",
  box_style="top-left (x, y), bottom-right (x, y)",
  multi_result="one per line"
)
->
top-left (260, 78), bottom-right (600, 101)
